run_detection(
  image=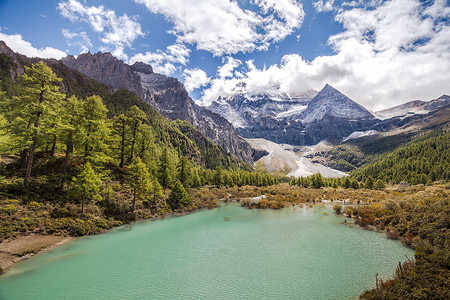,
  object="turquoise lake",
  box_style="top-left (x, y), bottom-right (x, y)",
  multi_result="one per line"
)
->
top-left (0, 204), bottom-right (414, 299)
